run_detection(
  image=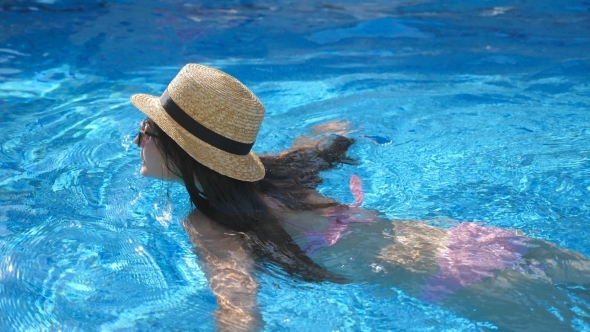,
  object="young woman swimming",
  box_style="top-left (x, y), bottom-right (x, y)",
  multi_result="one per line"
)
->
top-left (131, 64), bottom-right (590, 331)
